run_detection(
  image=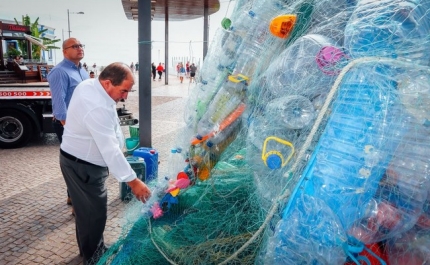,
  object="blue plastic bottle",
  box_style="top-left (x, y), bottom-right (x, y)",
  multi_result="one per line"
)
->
top-left (344, 0), bottom-right (430, 65)
top-left (275, 62), bottom-right (409, 262)
top-left (309, 63), bottom-right (407, 229)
